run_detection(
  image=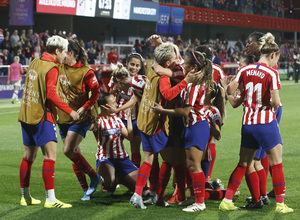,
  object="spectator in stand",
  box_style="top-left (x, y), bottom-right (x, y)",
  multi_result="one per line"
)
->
top-left (87, 47), bottom-right (97, 64)
top-left (7, 56), bottom-right (24, 104)
top-left (17, 49), bottom-right (26, 65)
top-left (1, 35), bottom-right (12, 52)
top-left (10, 30), bottom-right (20, 49)
top-left (0, 49), bottom-right (13, 75)
top-left (85, 40), bottom-right (93, 50)
top-left (31, 46), bottom-right (40, 60)
top-left (212, 50), bottom-right (221, 65)
top-left (41, 30), bottom-right (50, 45)
top-left (0, 29), bottom-right (4, 45)
top-left (134, 39), bottom-right (143, 54)
top-left (107, 48), bottom-right (119, 64)
top-left (23, 40), bottom-right (32, 65)
top-left (294, 53), bottom-right (300, 83)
